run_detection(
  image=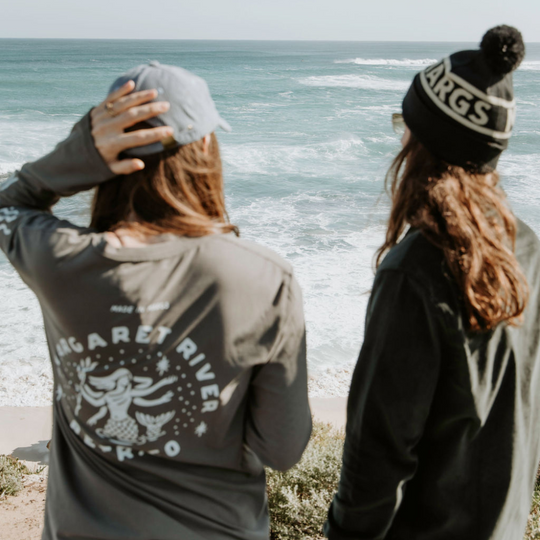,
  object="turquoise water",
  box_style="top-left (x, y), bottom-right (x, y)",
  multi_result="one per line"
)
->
top-left (1, 39), bottom-right (540, 404)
